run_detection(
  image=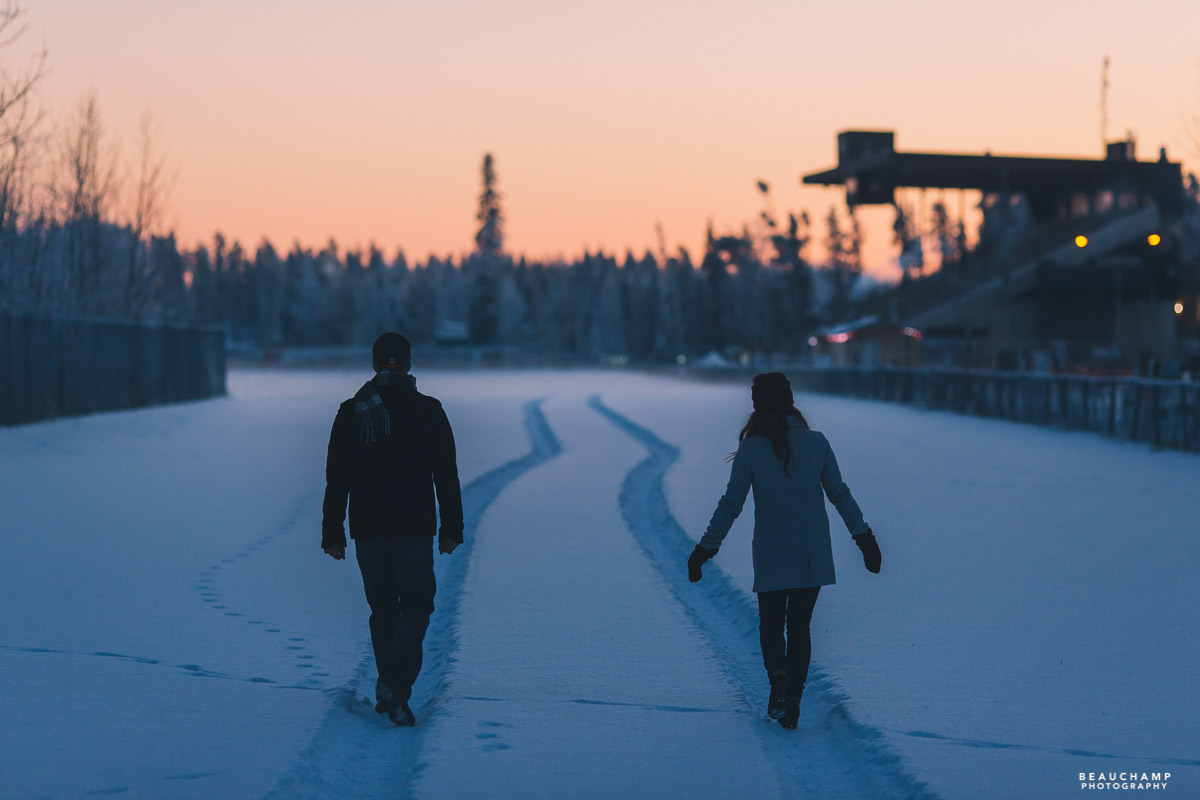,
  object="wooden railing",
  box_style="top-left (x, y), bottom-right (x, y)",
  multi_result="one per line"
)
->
top-left (0, 315), bottom-right (226, 425)
top-left (702, 366), bottom-right (1200, 452)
